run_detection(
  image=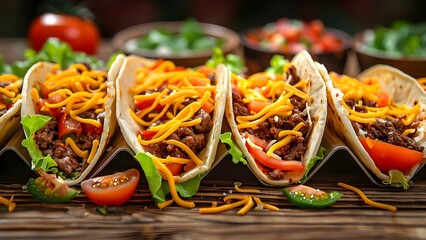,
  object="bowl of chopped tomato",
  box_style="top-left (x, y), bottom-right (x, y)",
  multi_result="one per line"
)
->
top-left (354, 21), bottom-right (426, 79)
top-left (242, 18), bottom-right (351, 74)
top-left (112, 19), bottom-right (243, 67)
